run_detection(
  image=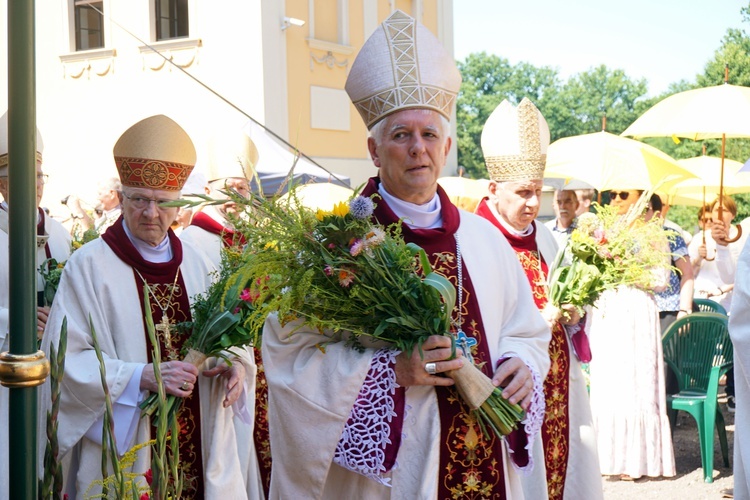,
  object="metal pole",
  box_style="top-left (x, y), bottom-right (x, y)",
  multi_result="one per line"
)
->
top-left (2, 0), bottom-right (45, 498)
